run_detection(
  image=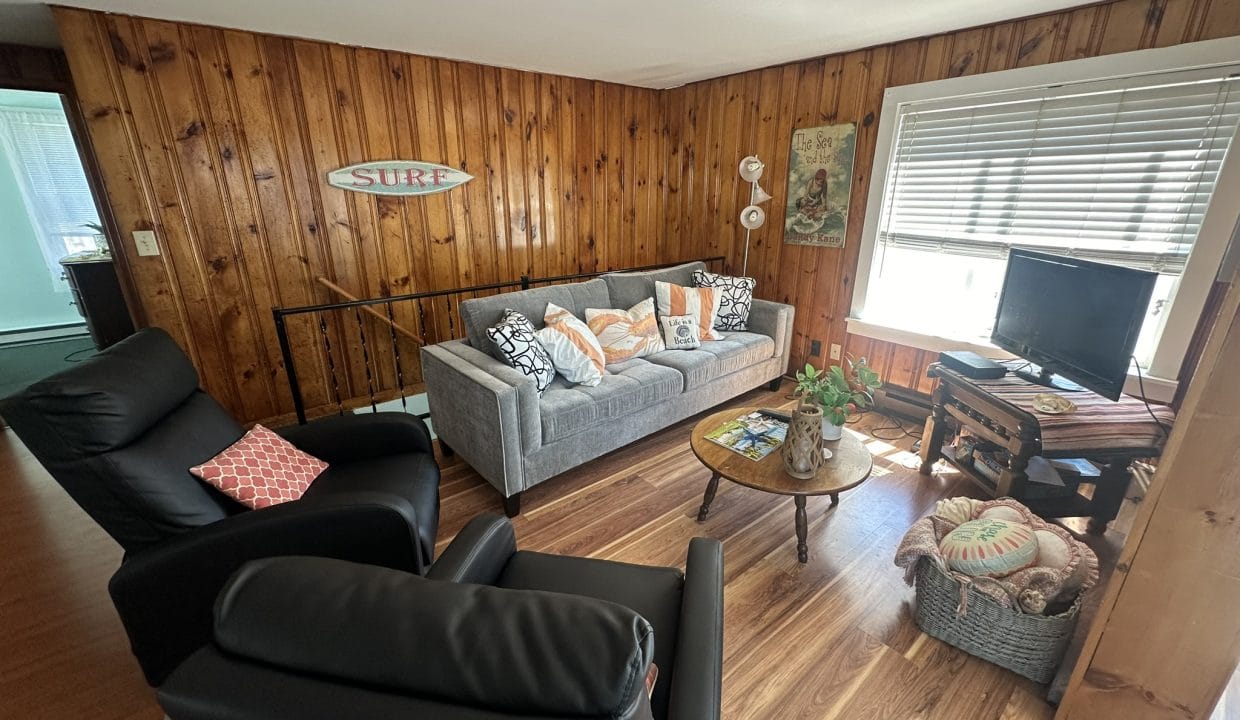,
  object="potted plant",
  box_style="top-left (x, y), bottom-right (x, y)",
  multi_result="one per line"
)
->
top-left (794, 357), bottom-right (882, 440)
top-left (82, 222), bottom-right (111, 255)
